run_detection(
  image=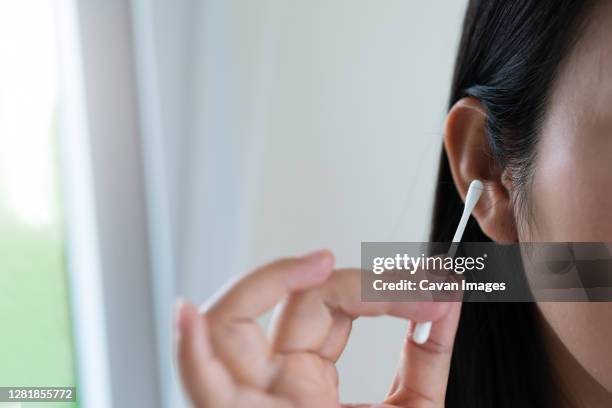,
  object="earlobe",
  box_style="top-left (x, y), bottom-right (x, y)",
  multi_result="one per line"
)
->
top-left (444, 97), bottom-right (518, 243)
